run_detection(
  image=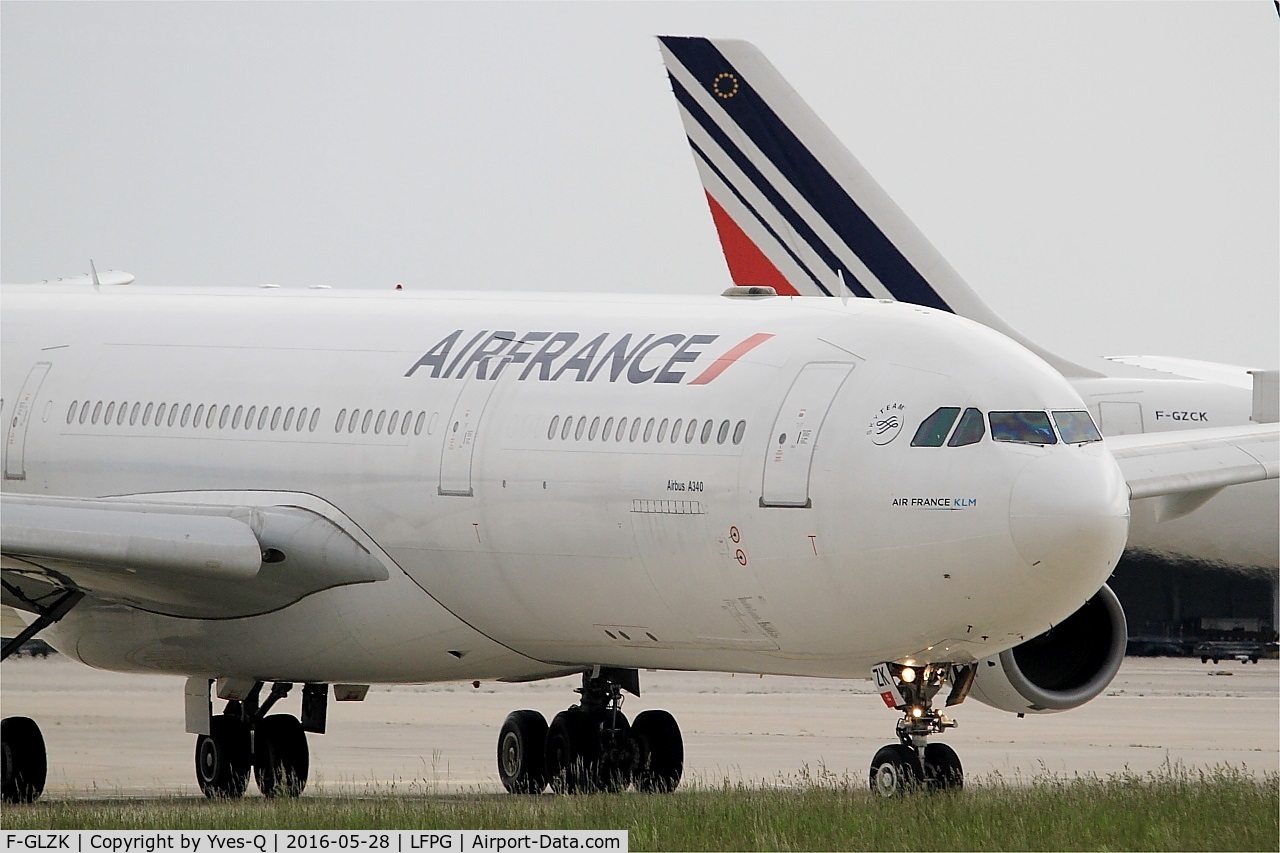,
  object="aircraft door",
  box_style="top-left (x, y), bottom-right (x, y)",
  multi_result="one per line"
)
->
top-left (1097, 401), bottom-right (1144, 436)
top-left (761, 361), bottom-right (854, 507)
top-left (4, 362), bottom-right (52, 481)
top-left (438, 366), bottom-right (498, 497)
